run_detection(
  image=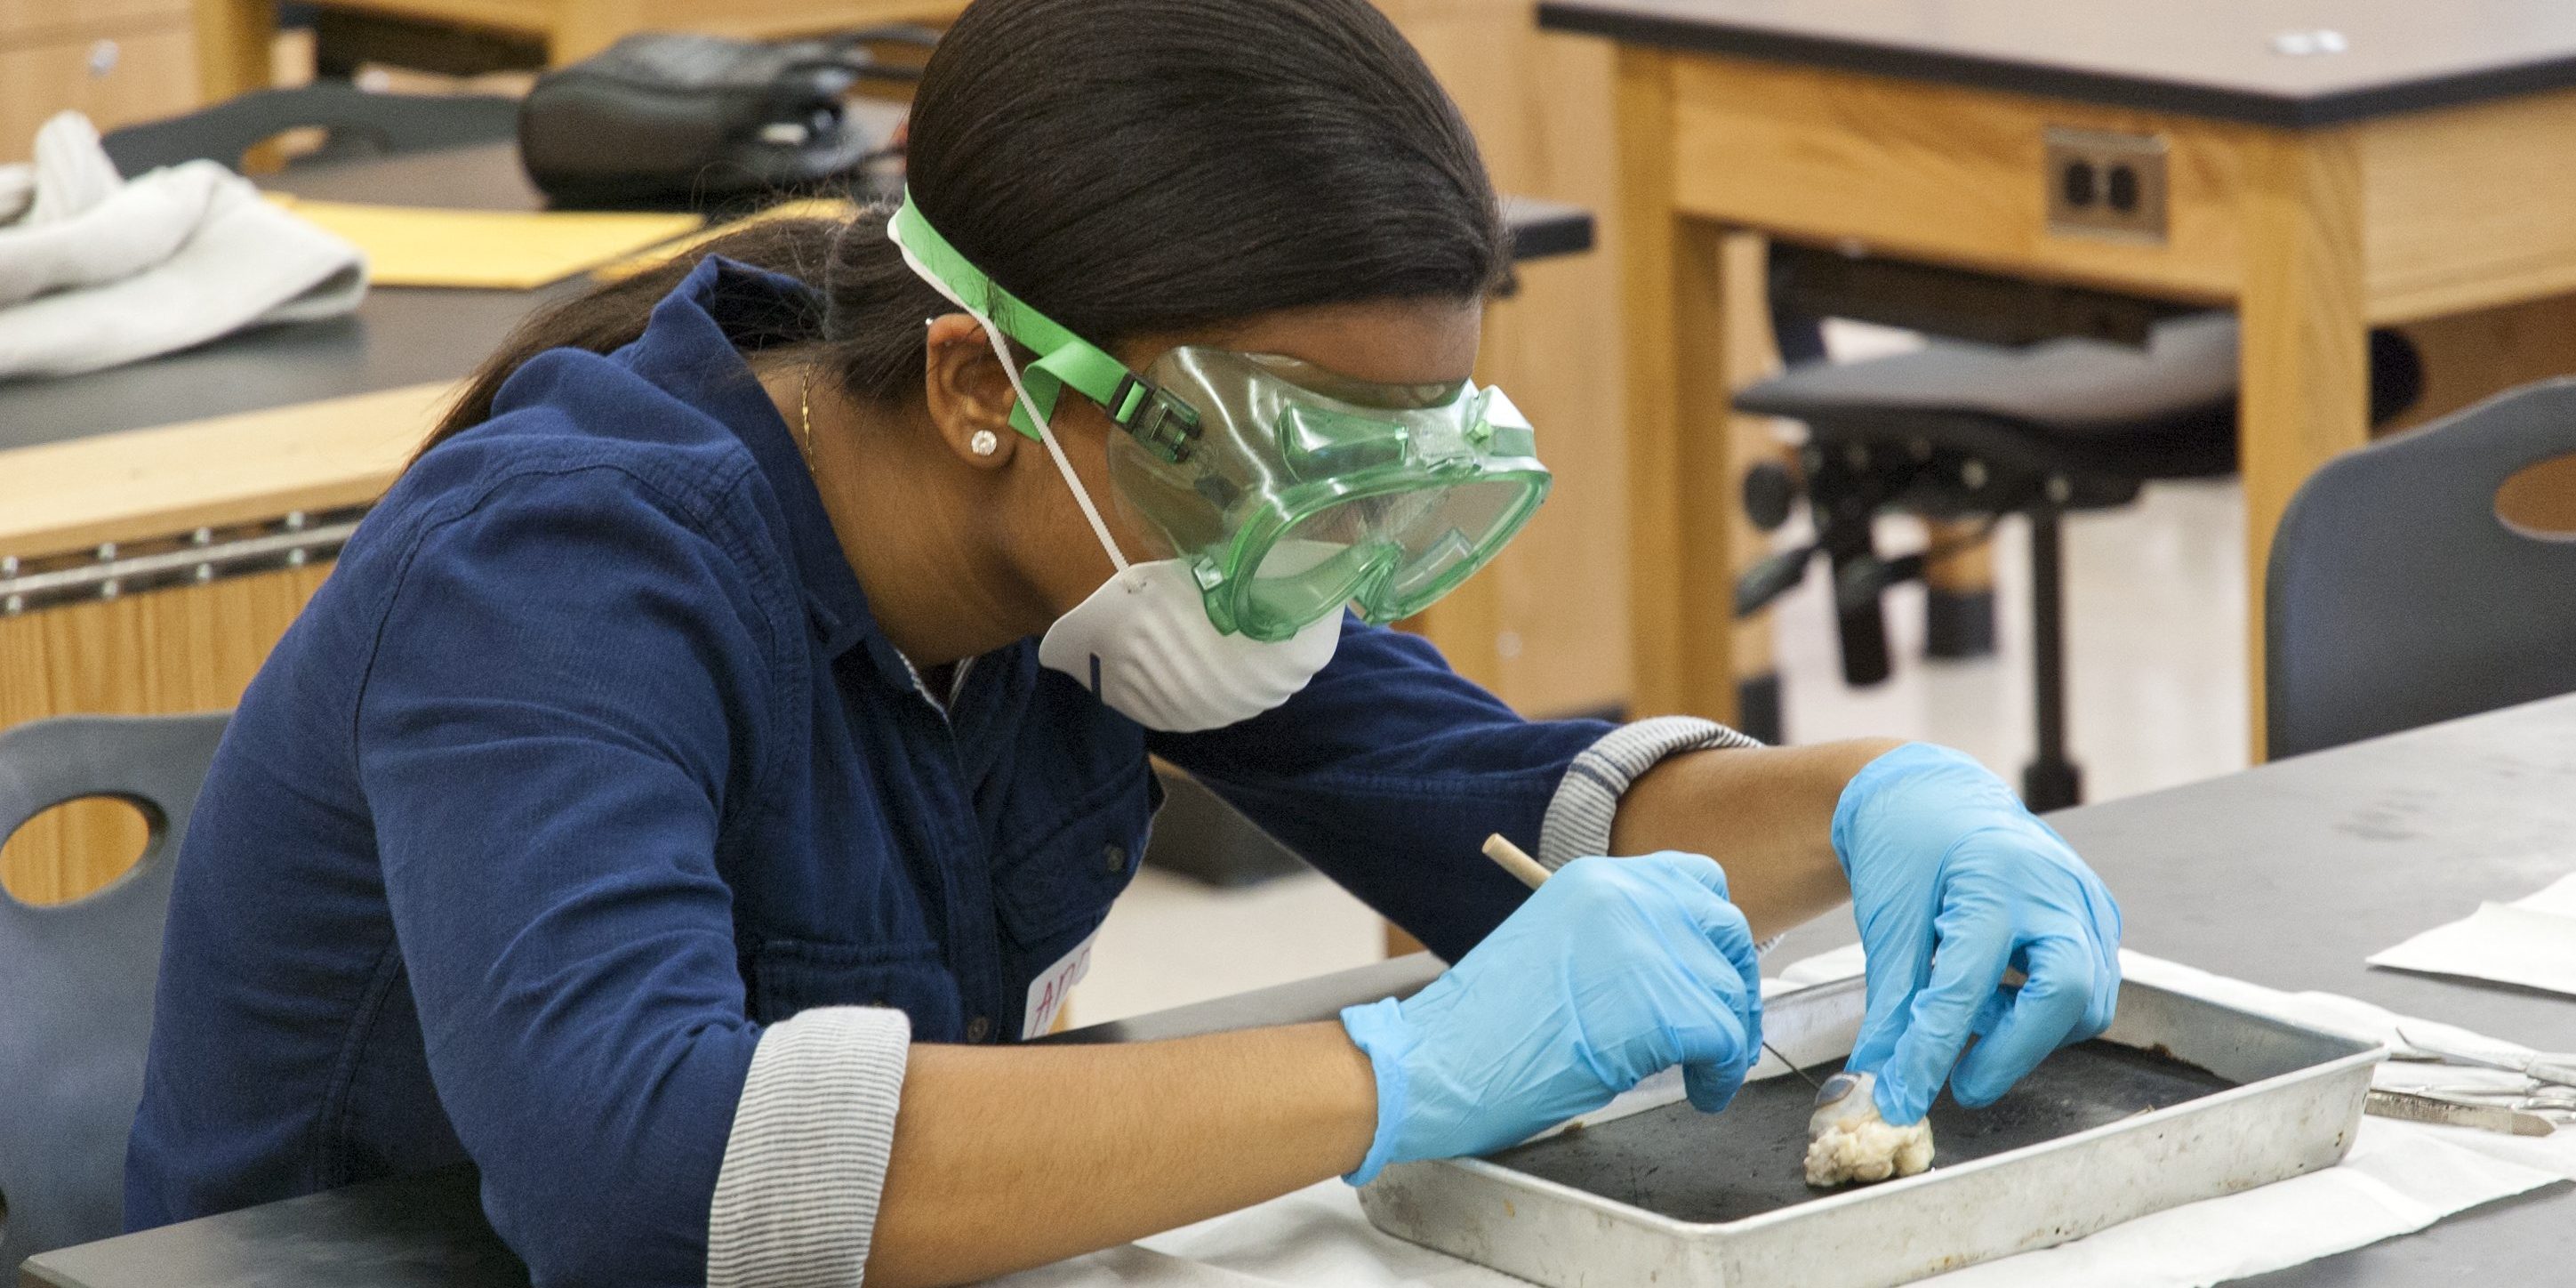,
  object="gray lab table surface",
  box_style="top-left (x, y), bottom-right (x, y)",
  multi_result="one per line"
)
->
top-left (0, 141), bottom-right (1593, 455)
top-left (24, 696), bottom-right (2576, 1287)
top-left (1538, 0), bottom-right (2576, 126)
